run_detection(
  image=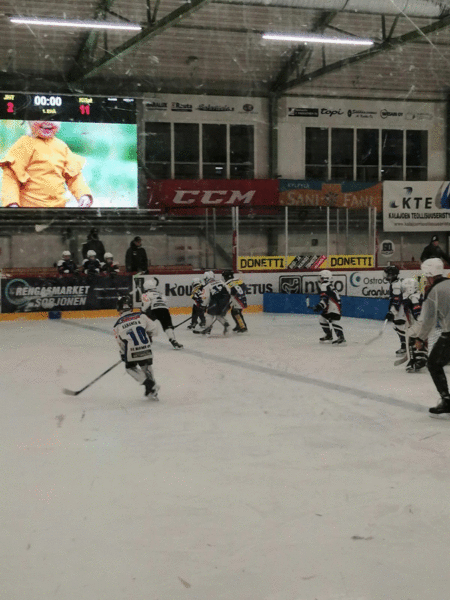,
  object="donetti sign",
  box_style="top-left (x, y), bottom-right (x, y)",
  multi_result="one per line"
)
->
top-left (147, 180), bottom-right (279, 211)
